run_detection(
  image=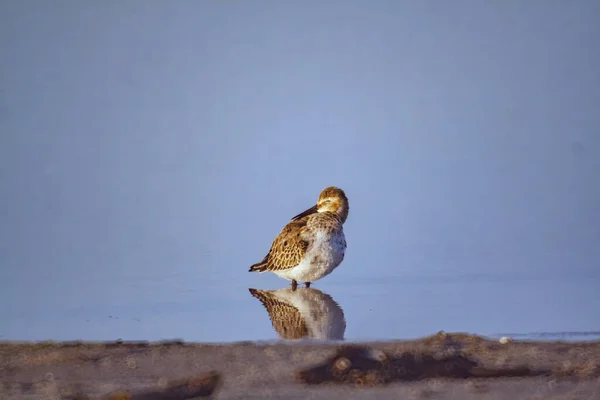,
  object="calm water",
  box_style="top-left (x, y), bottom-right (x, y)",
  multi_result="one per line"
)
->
top-left (1, 232), bottom-right (599, 342)
top-left (1, 2), bottom-right (599, 342)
